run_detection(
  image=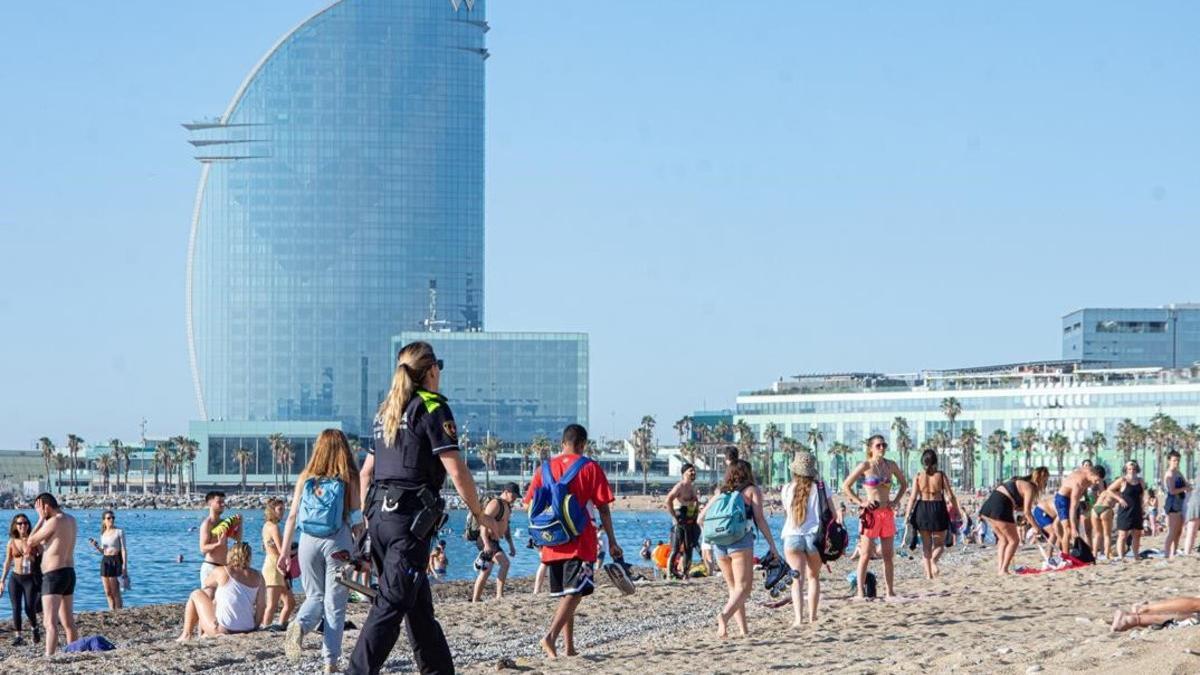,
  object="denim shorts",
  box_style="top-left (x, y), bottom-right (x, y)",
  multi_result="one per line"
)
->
top-left (784, 532), bottom-right (819, 554)
top-left (711, 530), bottom-right (755, 559)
